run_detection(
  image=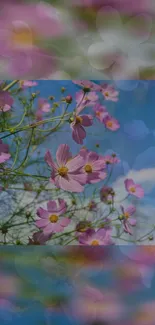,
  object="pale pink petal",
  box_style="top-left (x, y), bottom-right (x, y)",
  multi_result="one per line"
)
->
top-left (56, 144), bottom-right (72, 166)
top-left (47, 200), bottom-right (57, 212)
top-left (45, 151), bottom-right (57, 169)
top-left (55, 175), bottom-right (84, 193)
top-left (124, 179), bottom-right (134, 190)
top-left (72, 124), bottom-right (86, 144)
top-left (37, 207), bottom-right (49, 219)
top-left (125, 205), bottom-right (136, 216)
top-left (36, 219), bottom-right (49, 228)
top-left (59, 217), bottom-right (70, 227)
top-left (66, 155), bottom-right (84, 172)
top-left (70, 172), bottom-right (87, 185)
top-left (129, 218), bottom-right (137, 226)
